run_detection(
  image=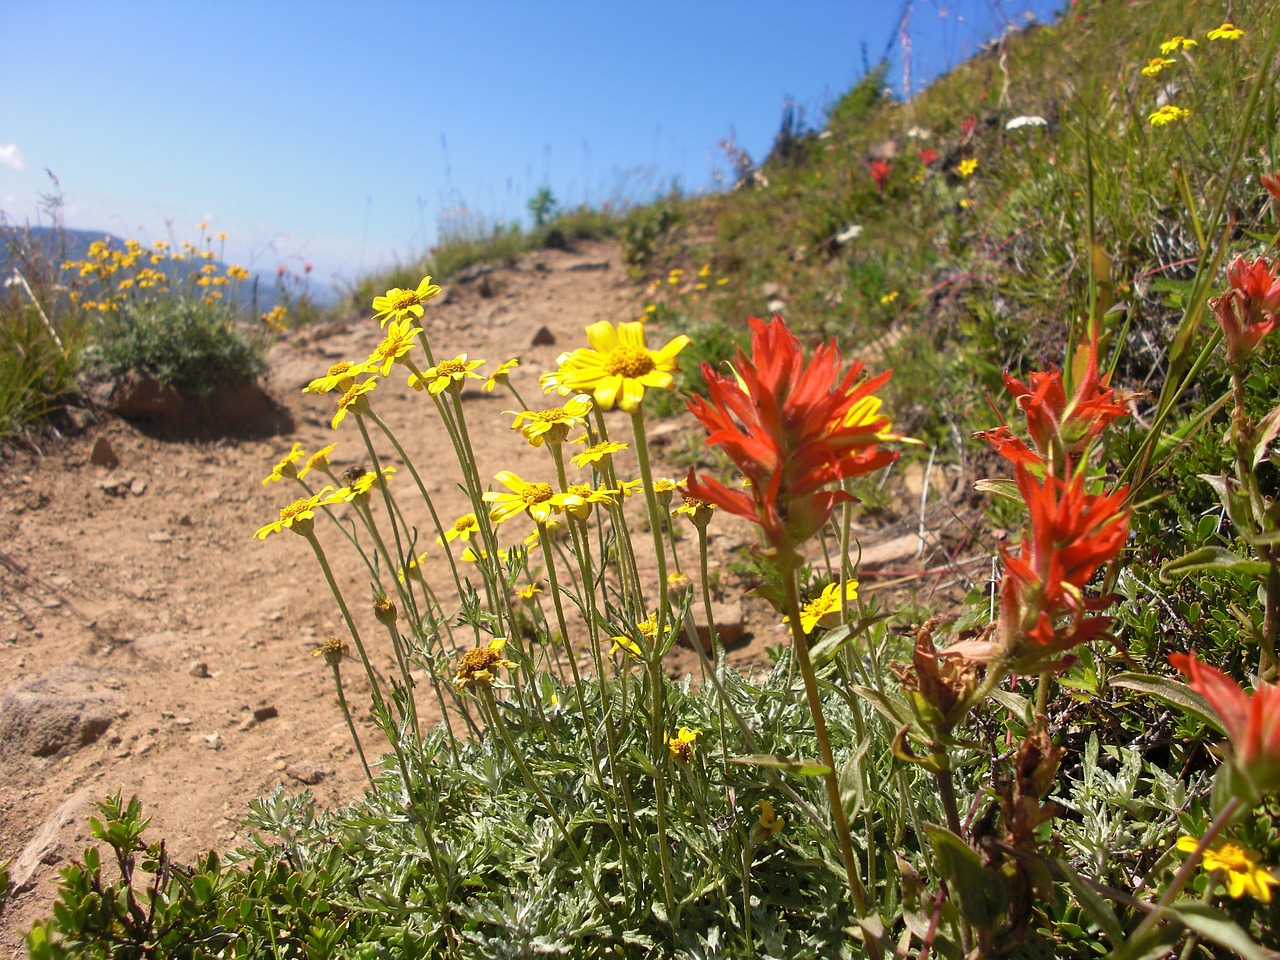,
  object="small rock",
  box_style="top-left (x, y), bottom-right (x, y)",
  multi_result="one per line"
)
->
top-left (695, 601), bottom-right (746, 651)
top-left (252, 705), bottom-right (278, 723)
top-left (202, 733), bottom-right (221, 751)
top-left (130, 478), bottom-right (148, 497)
top-left (95, 474), bottom-right (134, 497)
top-left (174, 716), bottom-right (192, 727)
top-left (237, 716), bottom-right (257, 732)
top-left (133, 735), bottom-right (155, 756)
top-left (1, 668), bottom-right (121, 758)
top-left (148, 531), bottom-right (172, 543)
top-left (531, 326), bottom-right (556, 346)
top-left (856, 533), bottom-right (924, 569)
top-left (561, 259), bottom-right (610, 272)
top-left (644, 420), bottom-right (684, 448)
top-left (10, 791), bottom-right (96, 892)
top-left (286, 762), bottom-right (334, 785)
top-left (89, 437), bottom-right (119, 468)
top-left (188, 661), bottom-right (210, 679)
